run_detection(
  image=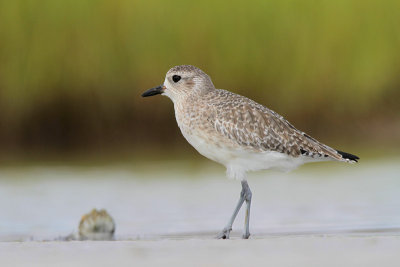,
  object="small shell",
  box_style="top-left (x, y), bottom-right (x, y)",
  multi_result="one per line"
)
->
top-left (78, 209), bottom-right (115, 240)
